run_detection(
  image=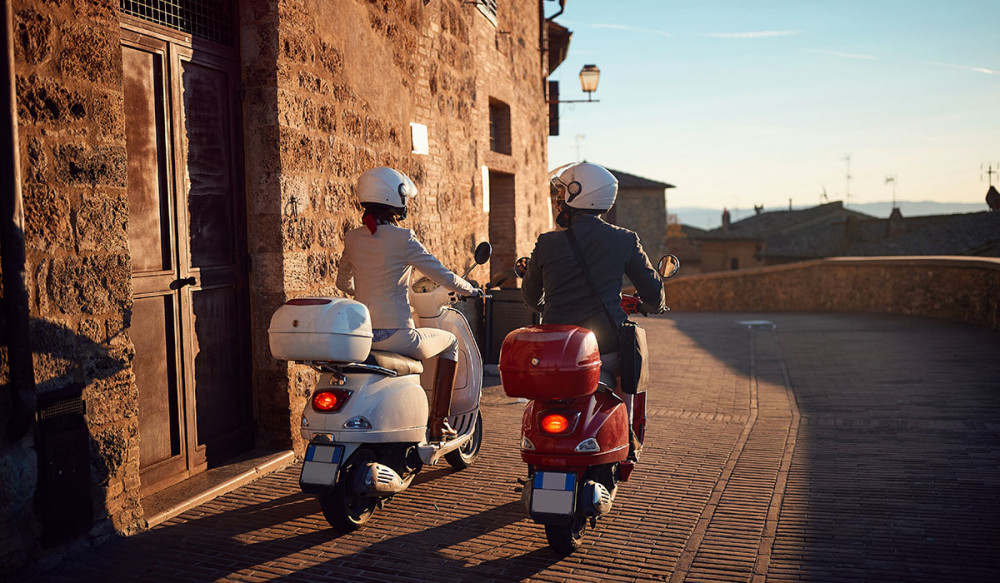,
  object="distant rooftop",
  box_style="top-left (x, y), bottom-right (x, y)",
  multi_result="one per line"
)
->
top-left (698, 201), bottom-right (874, 241)
top-left (689, 200), bottom-right (1000, 260)
top-left (606, 168), bottom-right (675, 190)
